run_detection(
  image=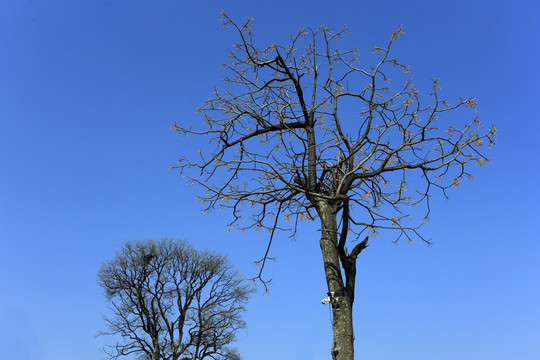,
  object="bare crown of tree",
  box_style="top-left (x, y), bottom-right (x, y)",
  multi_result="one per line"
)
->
top-left (172, 12), bottom-right (497, 285)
